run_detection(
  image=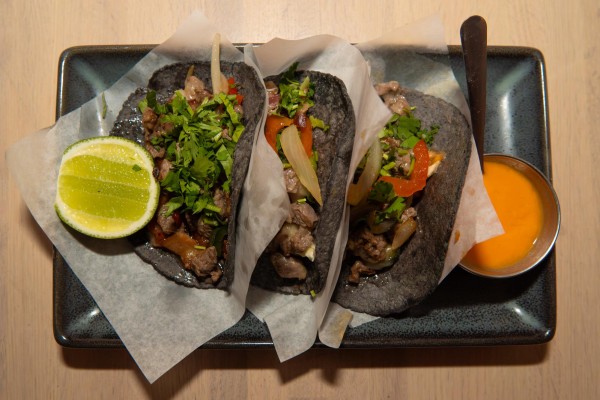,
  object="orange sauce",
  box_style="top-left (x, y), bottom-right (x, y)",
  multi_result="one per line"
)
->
top-left (463, 160), bottom-right (544, 270)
